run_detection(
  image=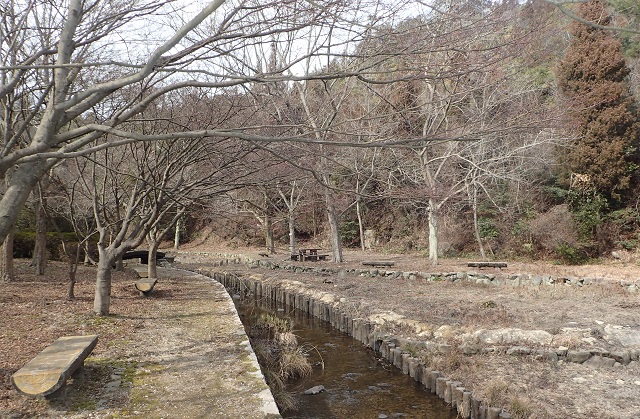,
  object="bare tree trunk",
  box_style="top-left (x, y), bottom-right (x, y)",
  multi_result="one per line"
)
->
top-left (288, 210), bottom-right (296, 256)
top-left (94, 248), bottom-right (114, 315)
top-left (264, 215), bottom-right (275, 254)
top-left (472, 185), bottom-right (487, 260)
top-left (428, 198), bottom-right (439, 266)
top-left (66, 242), bottom-right (80, 300)
top-left (31, 191), bottom-right (48, 275)
top-left (173, 216), bottom-right (182, 249)
top-left (83, 242), bottom-right (96, 265)
top-left (356, 199), bottom-right (365, 252)
top-left (323, 182), bottom-right (343, 262)
top-left (67, 266), bottom-right (76, 300)
top-left (0, 227), bottom-right (15, 282)
top-left (115, 256), bottom-right (124, 271)
top-left (148, 241), bottom-right (159, 279)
